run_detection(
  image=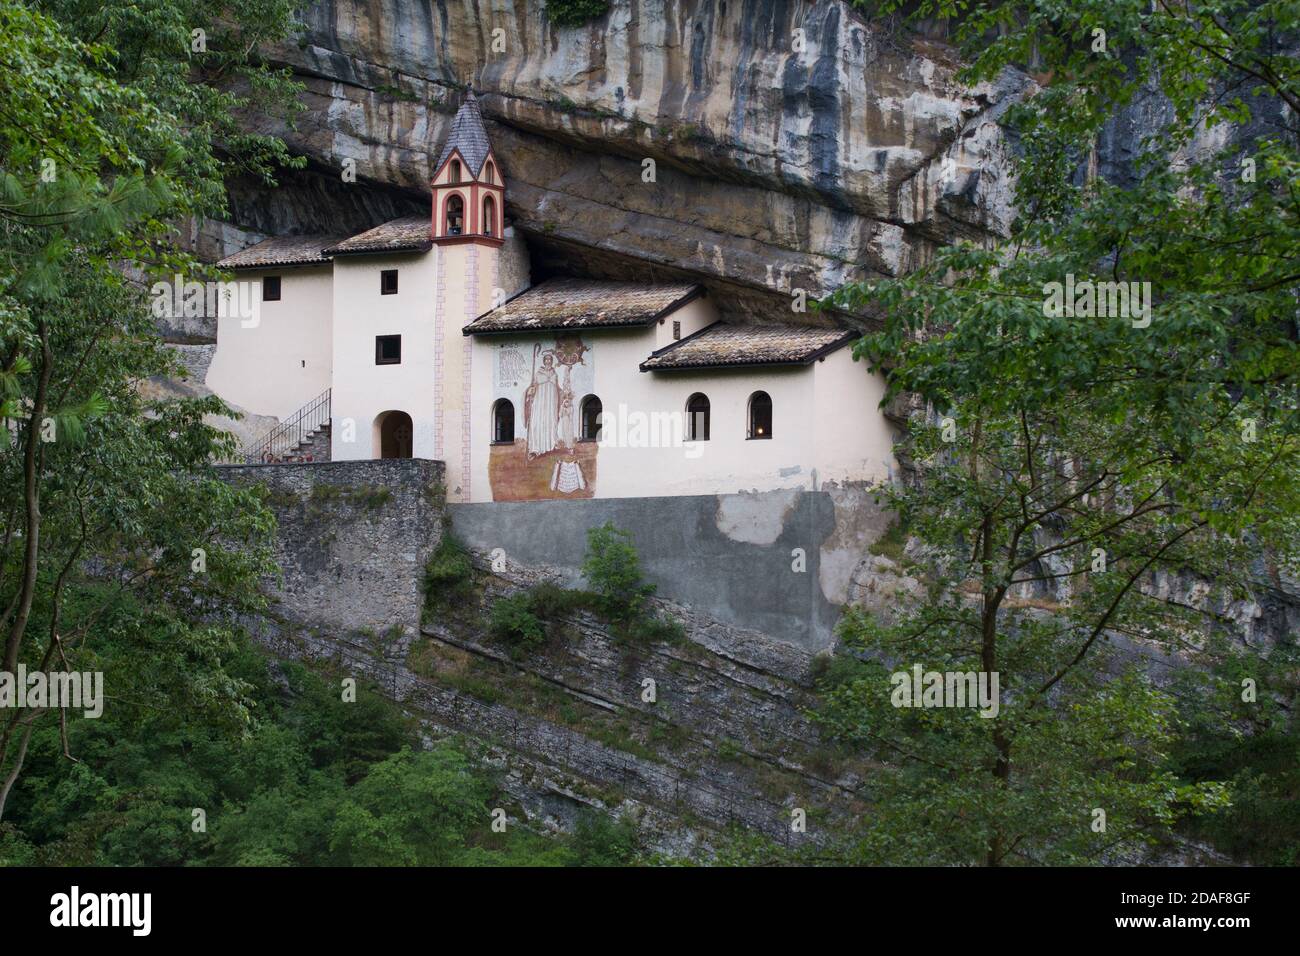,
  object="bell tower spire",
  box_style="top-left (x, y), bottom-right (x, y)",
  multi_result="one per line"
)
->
top-left (430, 90), bottom-right (504, 245)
